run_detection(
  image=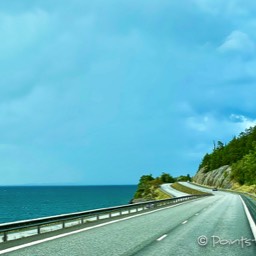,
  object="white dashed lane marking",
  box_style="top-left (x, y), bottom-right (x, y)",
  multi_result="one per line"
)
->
top-left (157, 234), bottom-right (168, 241)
